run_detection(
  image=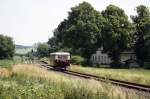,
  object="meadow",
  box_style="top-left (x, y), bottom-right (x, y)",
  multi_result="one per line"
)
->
top-left (0, 63), bottom-right (148, 99)
top-left (0, 56), bottom-right (22, 68)
top-left (69, 65), bottom-right (150, 85)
